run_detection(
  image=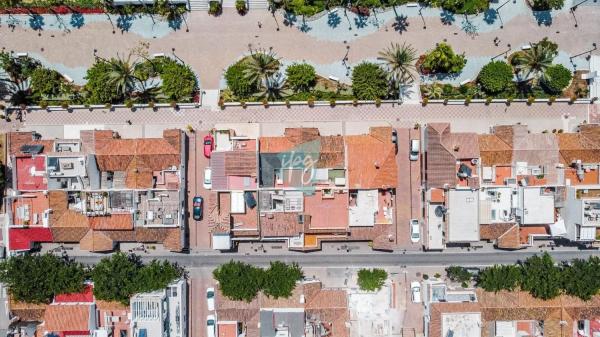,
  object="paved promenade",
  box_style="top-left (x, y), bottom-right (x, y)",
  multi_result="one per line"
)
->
top-left (1, 3), bottom-right (599, 88)
top-left (0, 102), bottom-right (590, 135)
